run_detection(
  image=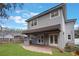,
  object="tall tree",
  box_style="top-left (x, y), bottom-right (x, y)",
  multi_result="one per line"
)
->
top-left (0, 3), bottom-right (23, 40)
top-left (0, 3), bottom-right (23, 18)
